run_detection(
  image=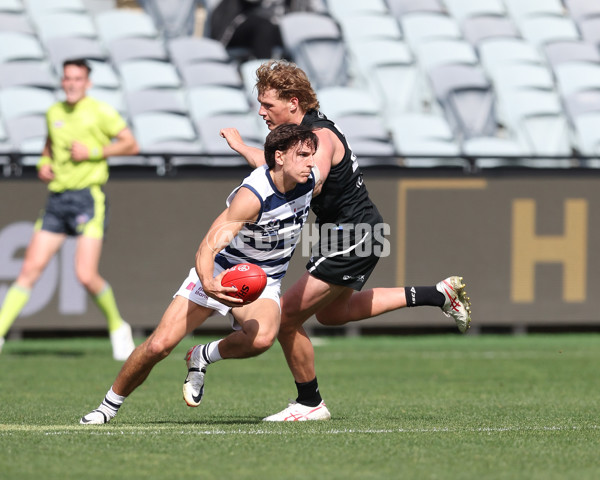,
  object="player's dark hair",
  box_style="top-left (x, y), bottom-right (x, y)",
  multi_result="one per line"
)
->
top-left (63, 58), bottom-right (92, 75)
top-left (264, 123), bottom-right (318, 169)
top-left (255, 60), bottom-right (320, 112)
